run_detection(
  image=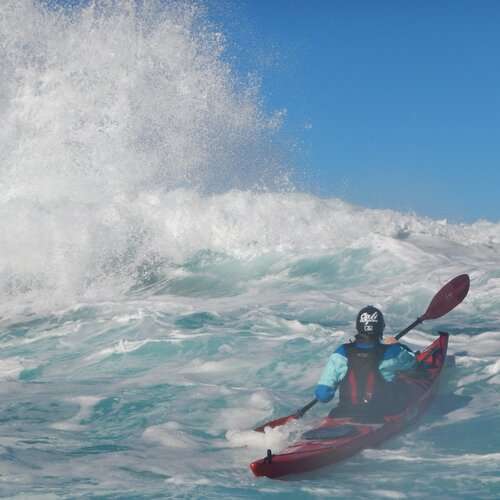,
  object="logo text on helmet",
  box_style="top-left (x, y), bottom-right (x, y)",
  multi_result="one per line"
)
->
top-left (359, 312), bottom-right (379, 332)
